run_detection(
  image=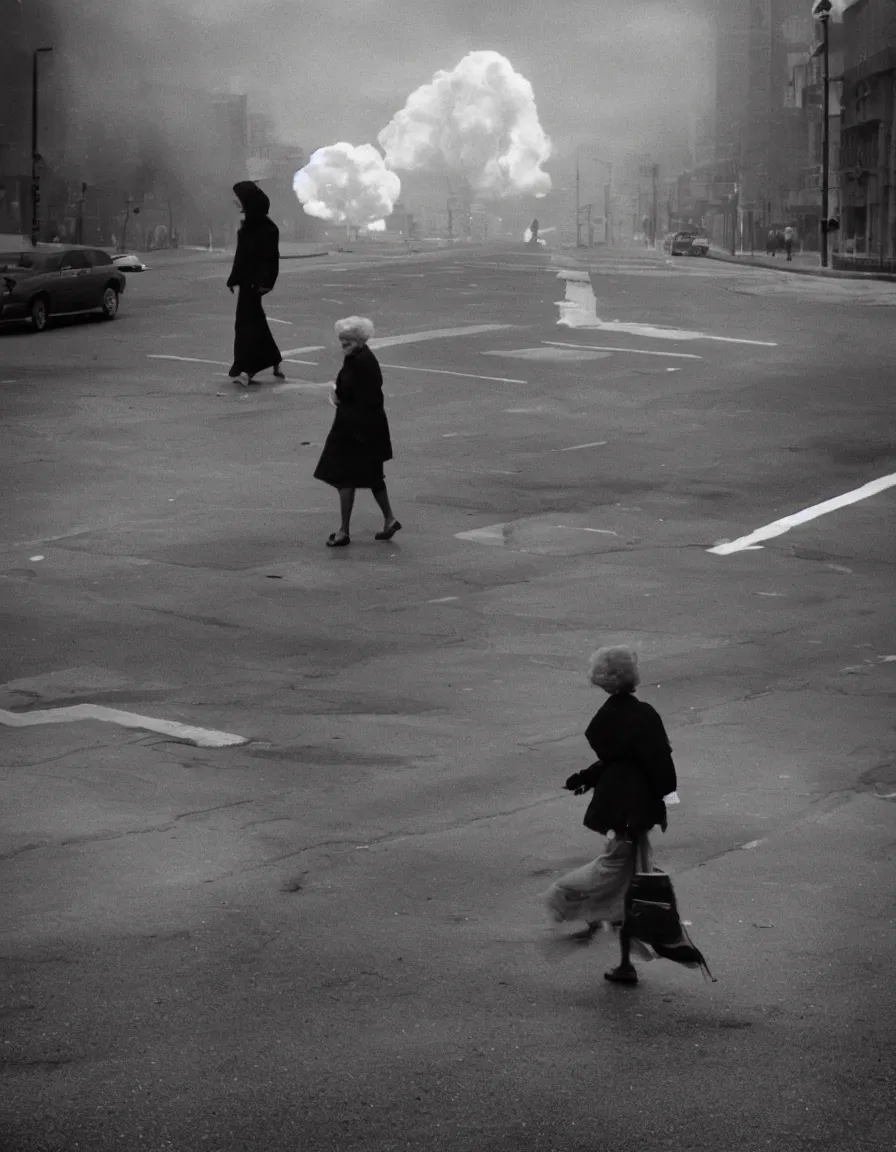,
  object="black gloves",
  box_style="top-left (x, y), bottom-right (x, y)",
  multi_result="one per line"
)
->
top-left (564, 771), bottom-right (590, 795)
